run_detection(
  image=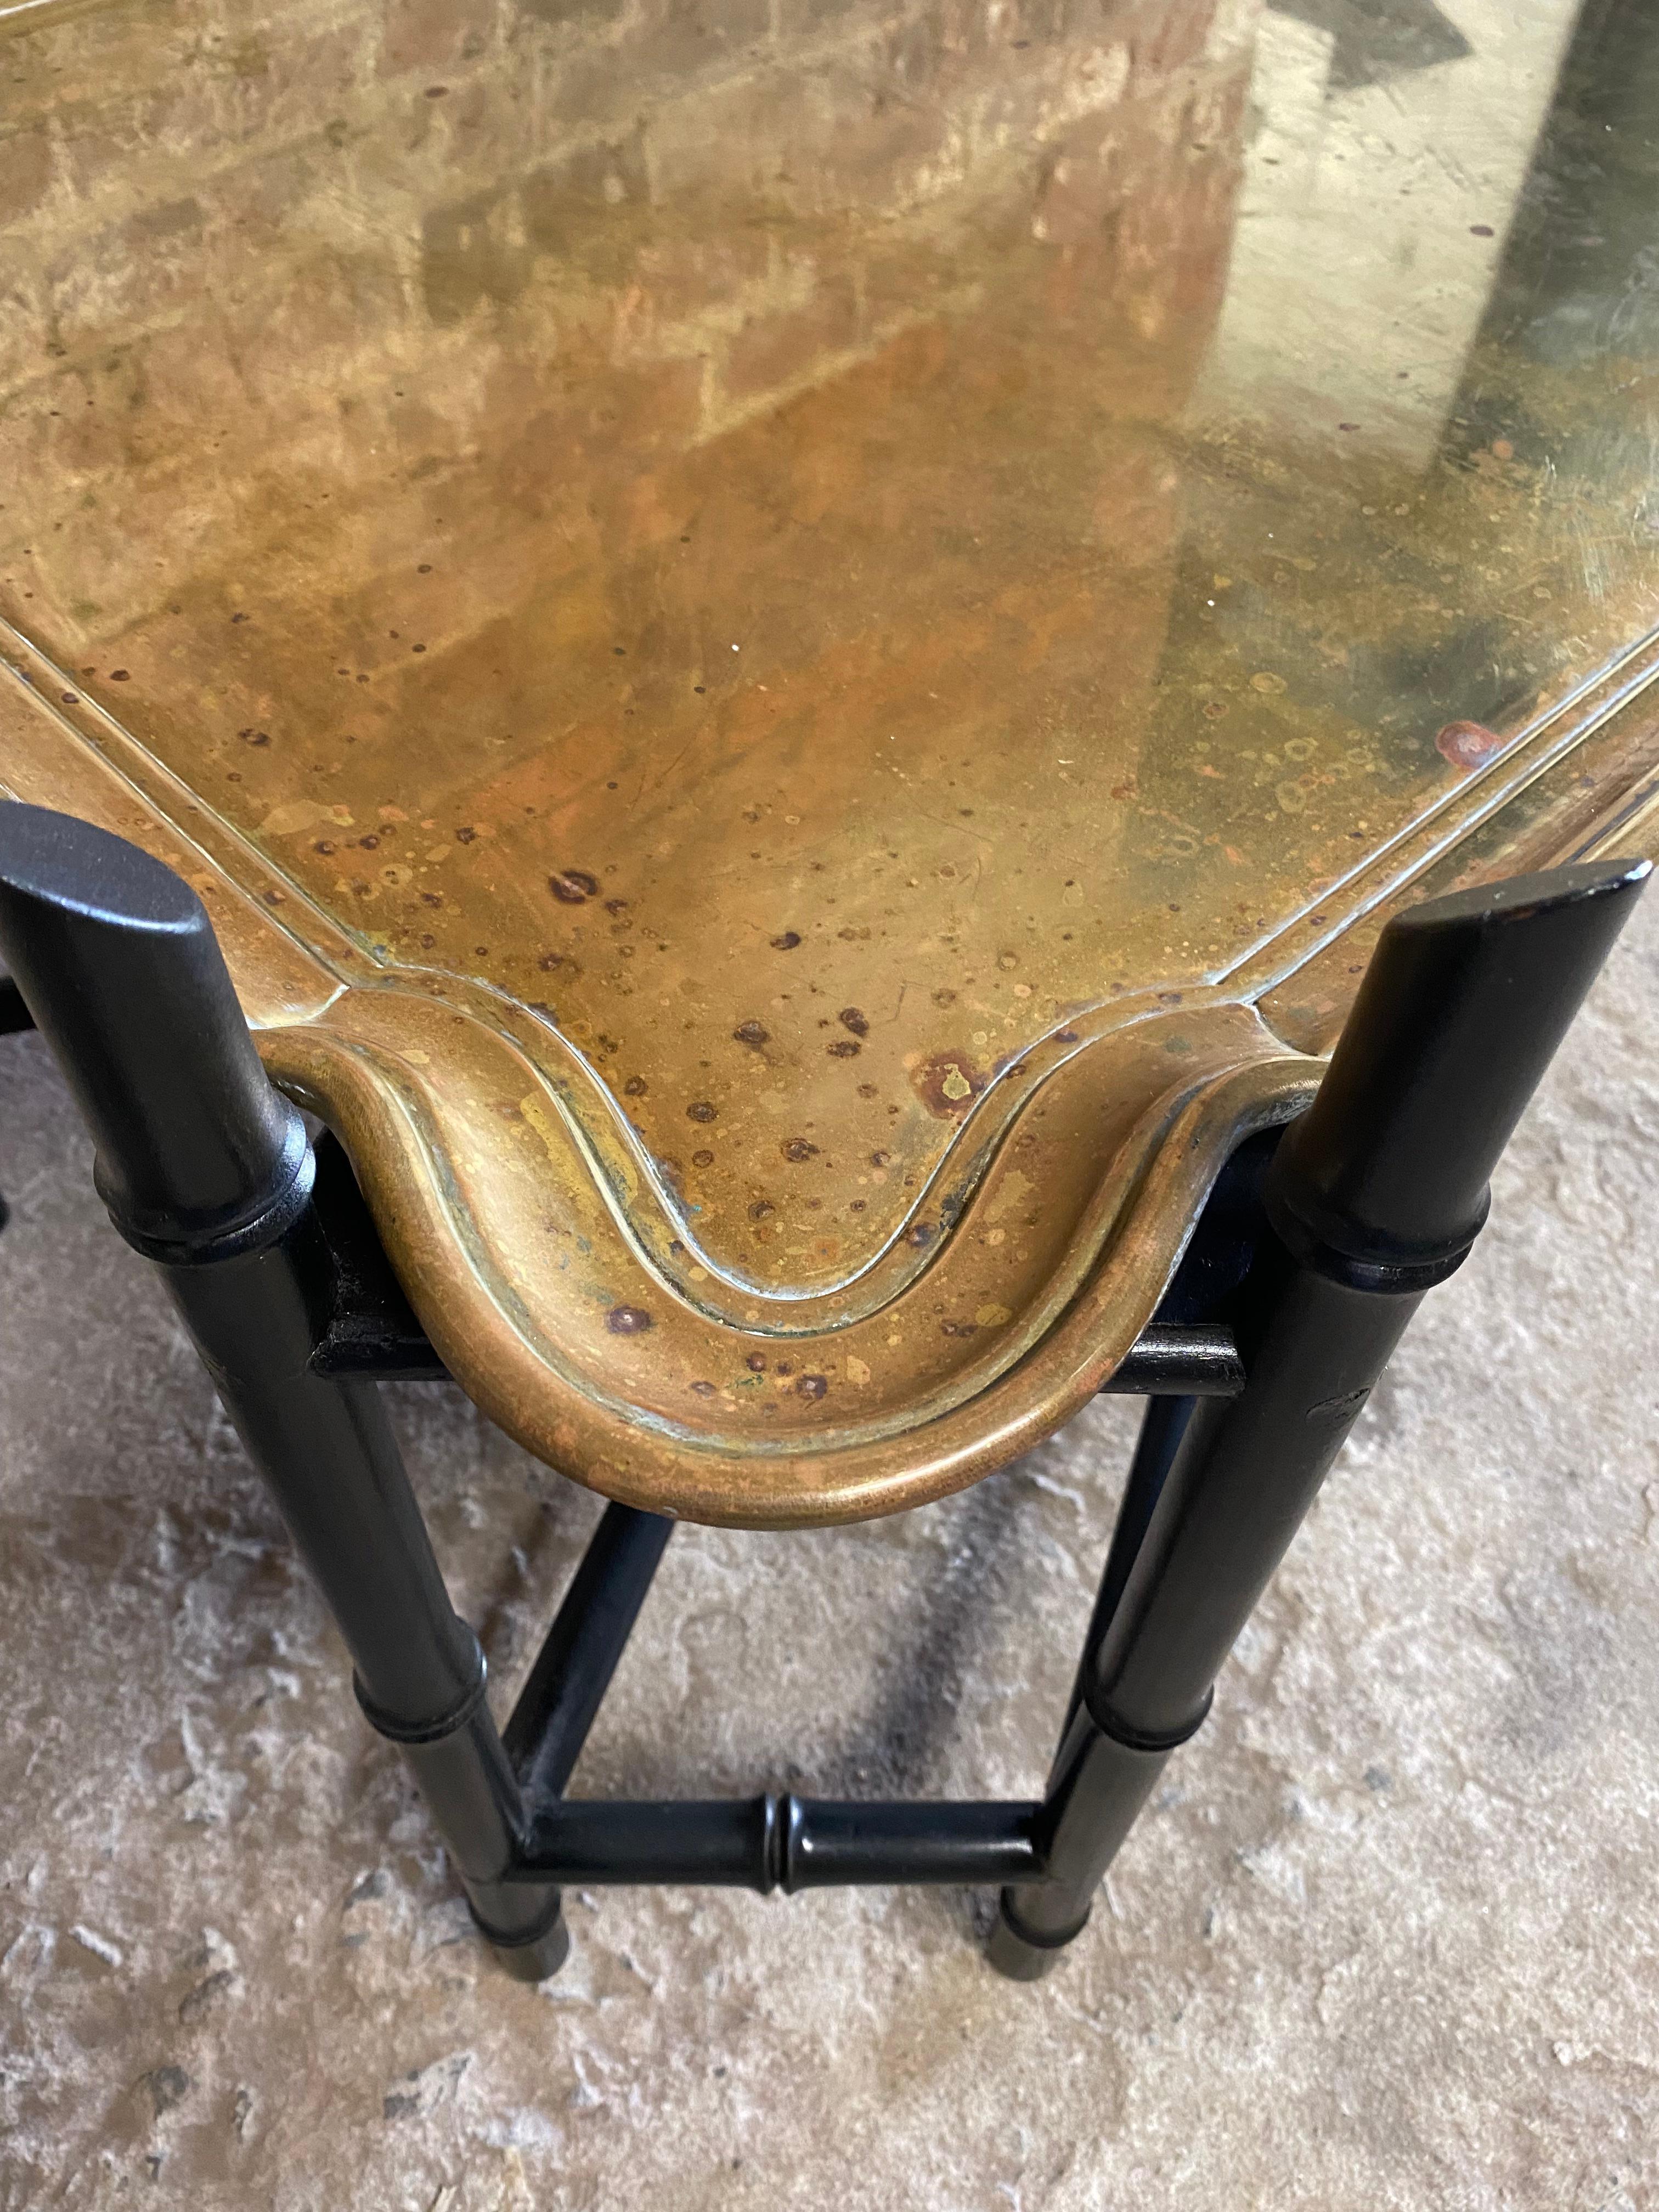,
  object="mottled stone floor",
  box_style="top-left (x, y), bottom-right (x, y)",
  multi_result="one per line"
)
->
top-left (1, 894), bottom-right (1656, 2212)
